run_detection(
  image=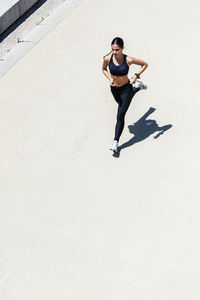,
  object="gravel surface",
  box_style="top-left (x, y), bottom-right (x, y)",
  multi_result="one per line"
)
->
top-left (0, 0), bottom-right (66, 58)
